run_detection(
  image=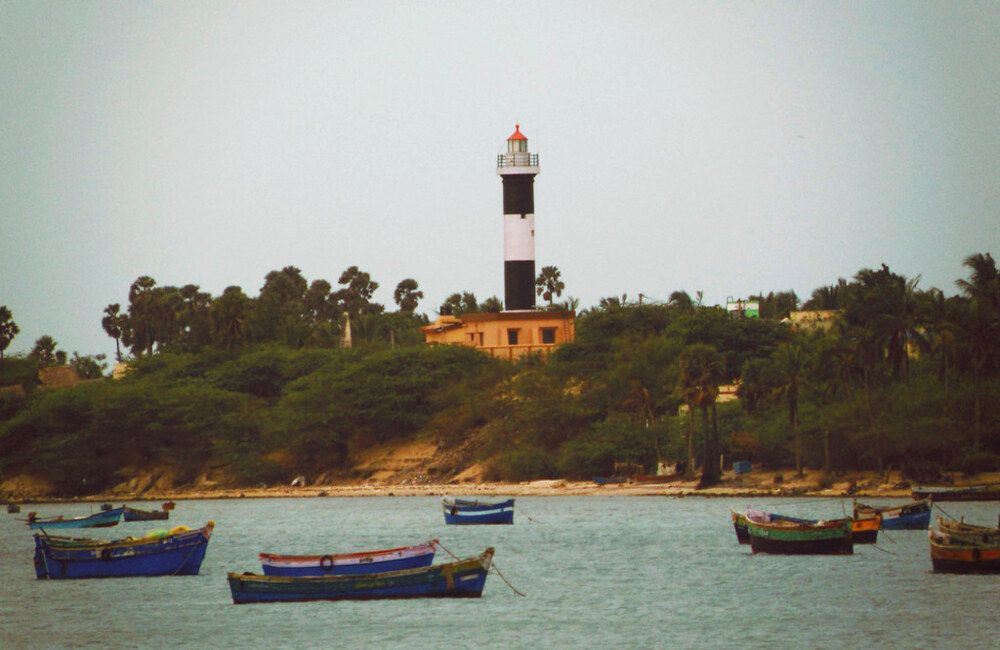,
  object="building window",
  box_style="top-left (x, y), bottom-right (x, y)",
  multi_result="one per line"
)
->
top-left (541, 328), bottom-right (556, 344)
top-left (478, 332), bottom-right (484, 346)
top-left (507, 329), bottom-right (519, 345)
